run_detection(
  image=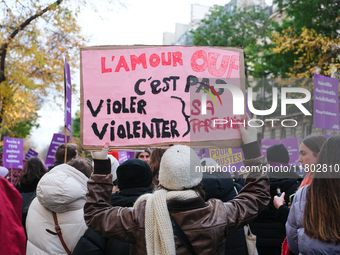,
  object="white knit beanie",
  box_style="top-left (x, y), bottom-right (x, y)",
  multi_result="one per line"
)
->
top-left (159, 145), bottom-right (202, 190)
top-left (108, 155), bottom-right (119, 182)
